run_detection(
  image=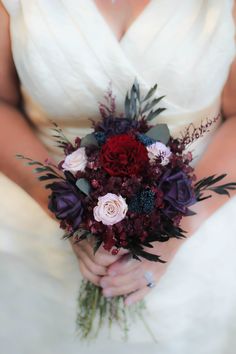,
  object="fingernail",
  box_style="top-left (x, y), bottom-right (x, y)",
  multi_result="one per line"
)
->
top-left (103, 288), bottom-right (112, 297)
